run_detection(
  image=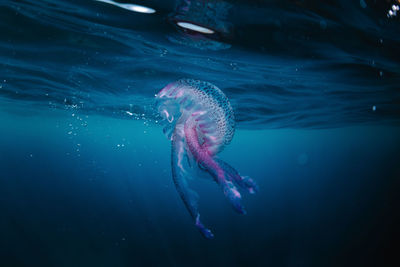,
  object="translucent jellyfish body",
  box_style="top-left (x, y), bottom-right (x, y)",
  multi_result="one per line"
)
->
top-left (156, 79), bottom-right (258, 239)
